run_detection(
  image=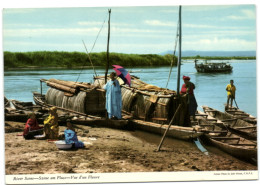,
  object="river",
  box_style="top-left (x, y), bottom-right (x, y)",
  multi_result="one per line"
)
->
top-left (4, 60), bottom-right (257, 117)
